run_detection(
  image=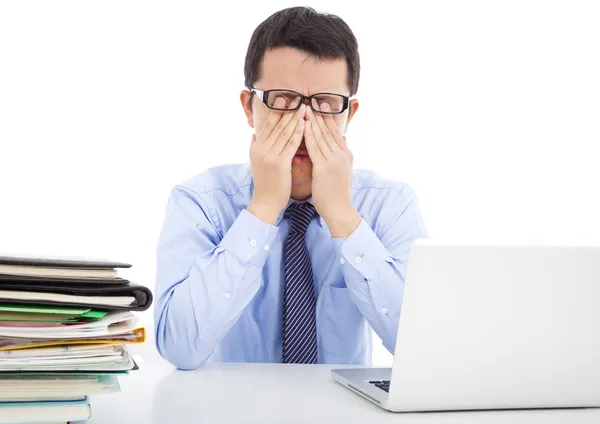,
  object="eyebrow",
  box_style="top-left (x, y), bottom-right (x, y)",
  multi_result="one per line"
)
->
top-left (267, 87), bottom-right (349, 96)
